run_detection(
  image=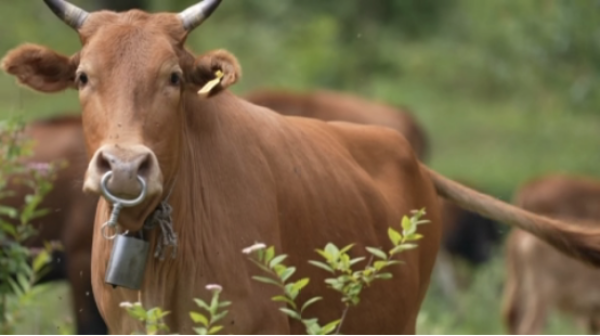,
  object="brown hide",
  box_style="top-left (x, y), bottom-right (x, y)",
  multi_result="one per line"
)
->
top-left (0, 115), bottom-right (106, 335)
top-left (502, 174), bottom-right (600, 334)
top-left (244, 89), bottom-right (430, 161)
top-left (245, 89), bottom-right (502, 267)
